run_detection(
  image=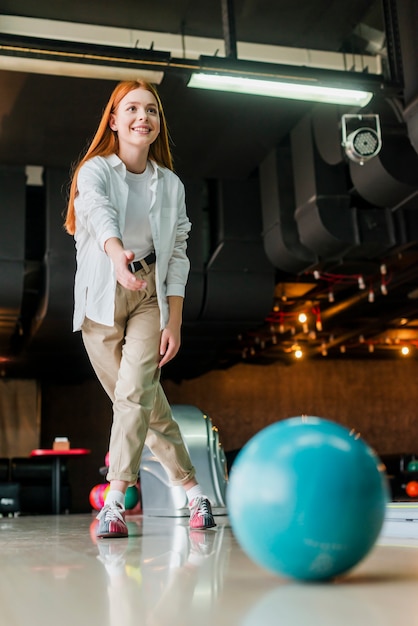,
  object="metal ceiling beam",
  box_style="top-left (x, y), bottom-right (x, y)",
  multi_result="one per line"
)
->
top-left (0, 14), bottom-right (383, 75)
top-left (221, 0), bottom-right (237, 60)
